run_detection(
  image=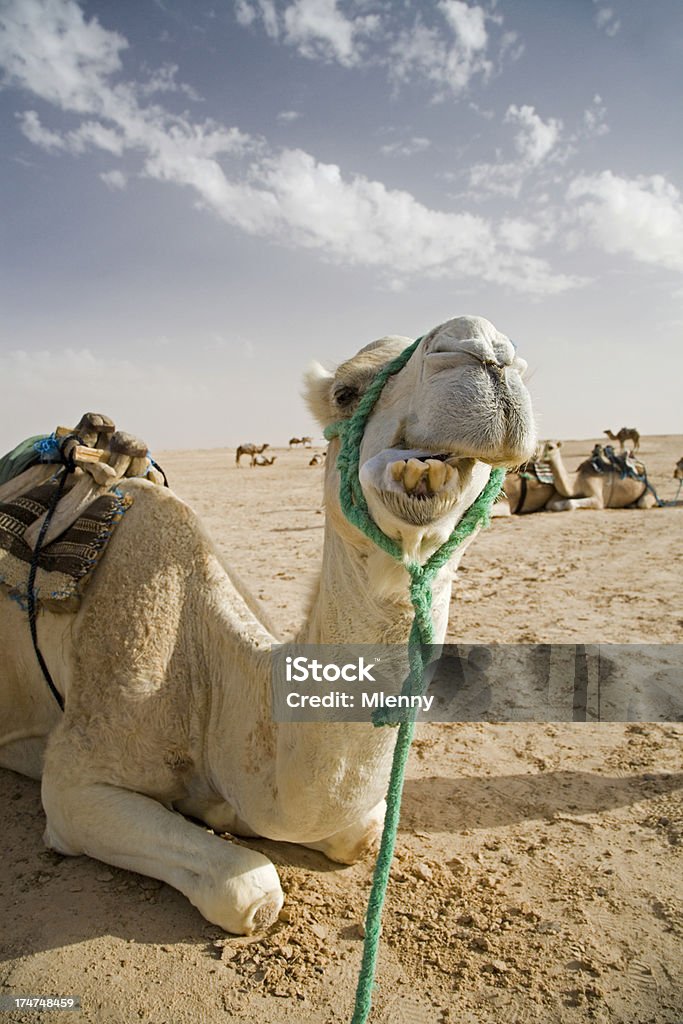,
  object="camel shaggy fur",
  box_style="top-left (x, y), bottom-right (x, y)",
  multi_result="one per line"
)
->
top-left (0, 315), bottom-right (535, 935)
